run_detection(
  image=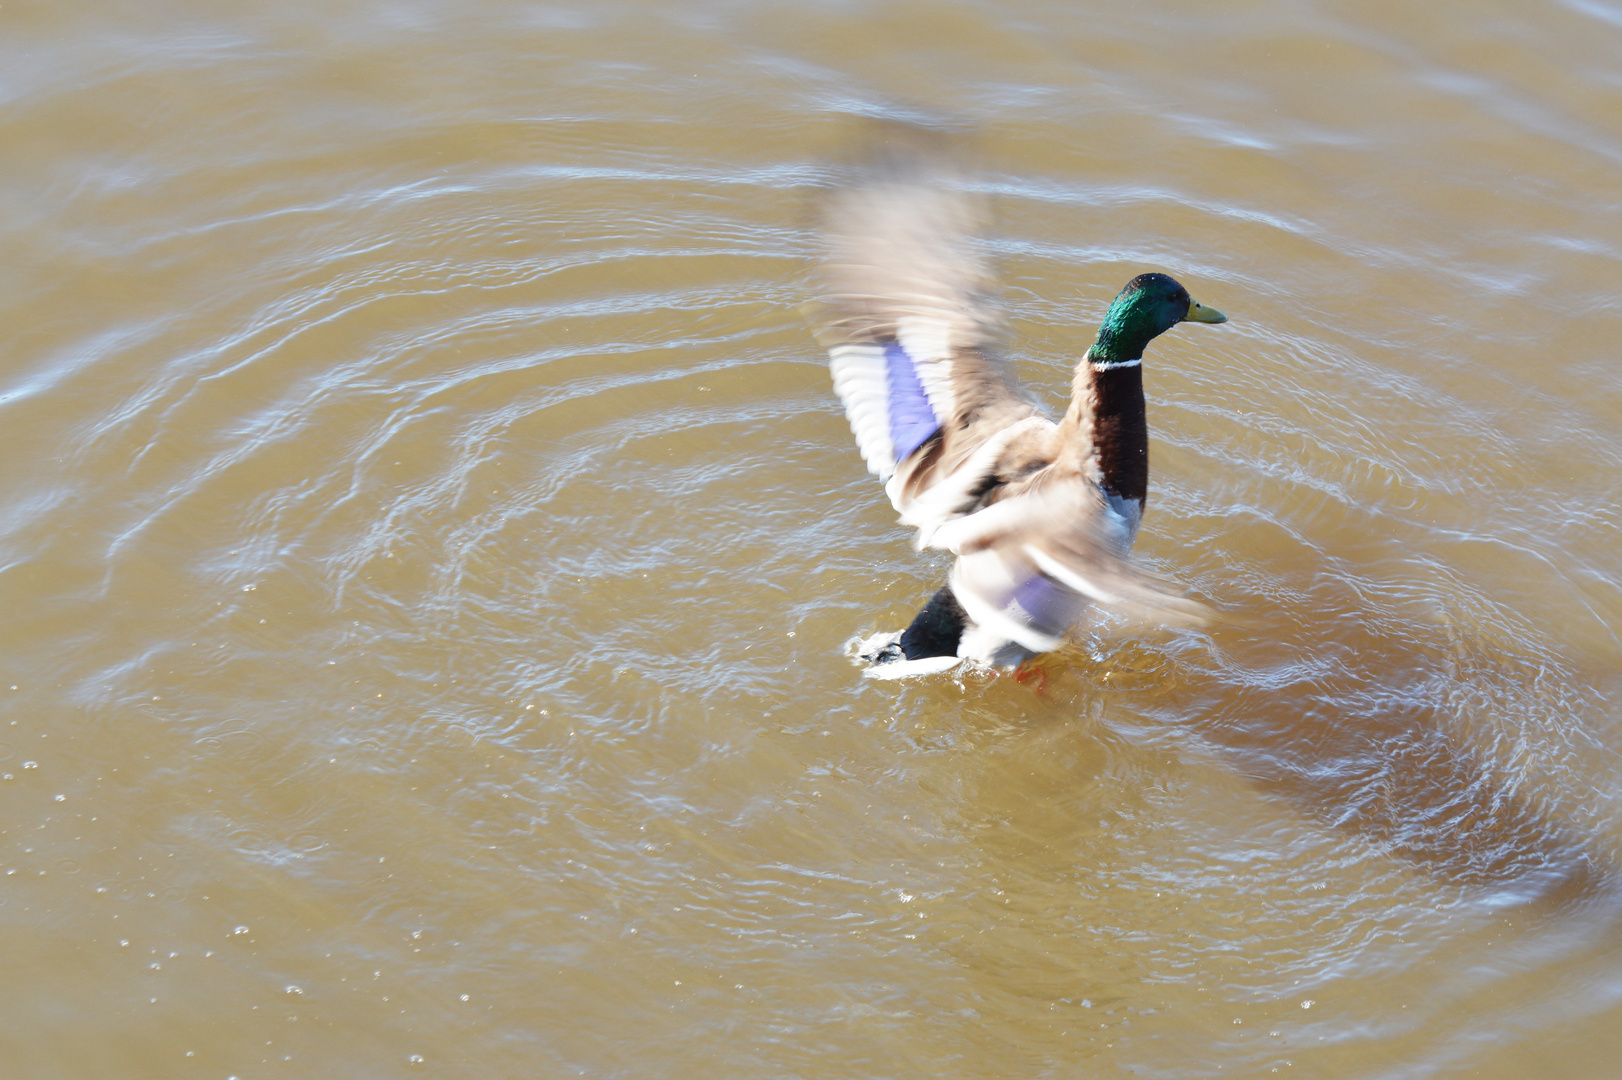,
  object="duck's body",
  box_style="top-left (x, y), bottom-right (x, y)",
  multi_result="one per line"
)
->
top-left (816, 157), bottom-right (1224, 678)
